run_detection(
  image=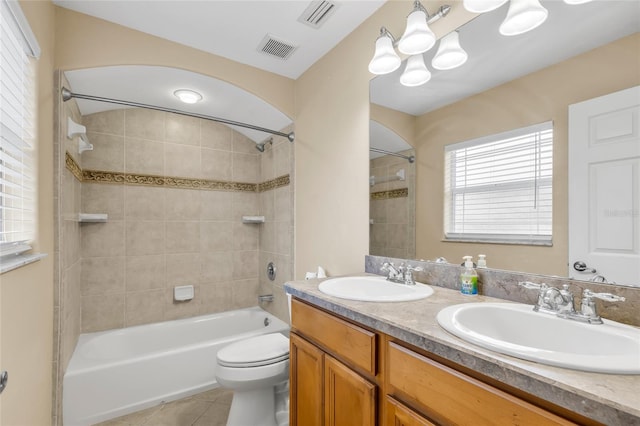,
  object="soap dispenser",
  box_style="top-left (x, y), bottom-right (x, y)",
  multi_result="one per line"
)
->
top-left (460, 256), bottom-right (478, 296)
top-left (477, 254), bottom-right (487, 268)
